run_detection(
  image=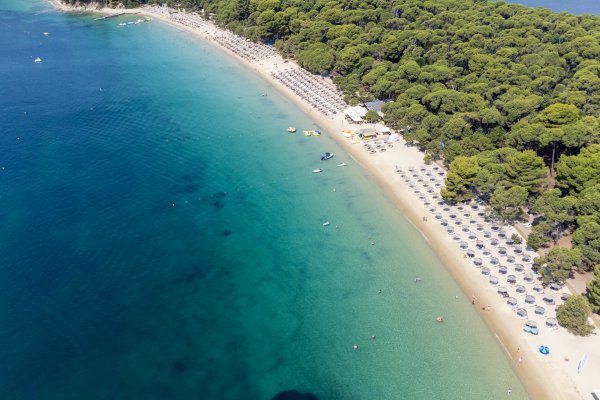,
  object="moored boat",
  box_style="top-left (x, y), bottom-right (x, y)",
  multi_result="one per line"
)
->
top-left (321, 152), bottom-right (334, 160)
top-left (287, 126), bottom-right (297, 133)
top-left (313, 169), bottom-right (322, 173)
top-left (337, 163), bottom-right (347, 167)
